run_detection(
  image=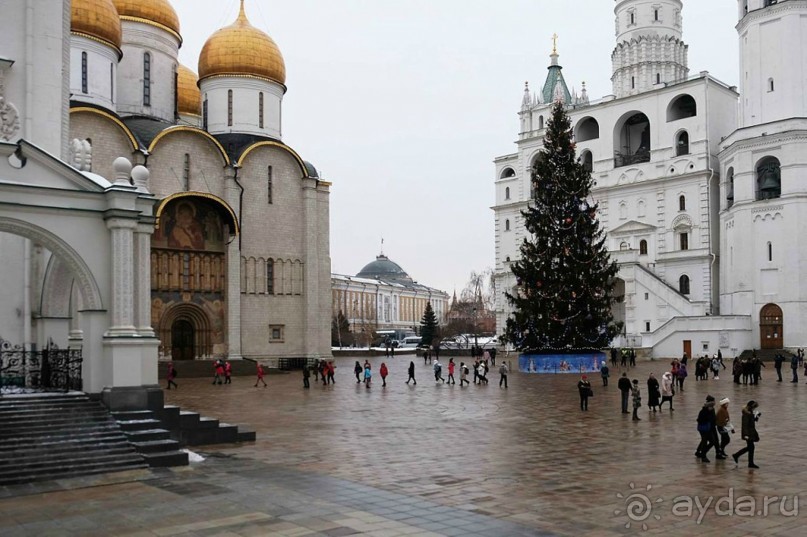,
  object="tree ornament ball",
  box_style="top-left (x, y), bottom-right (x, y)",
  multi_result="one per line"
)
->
top-left (565, 217), bottom-right (572, 225)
